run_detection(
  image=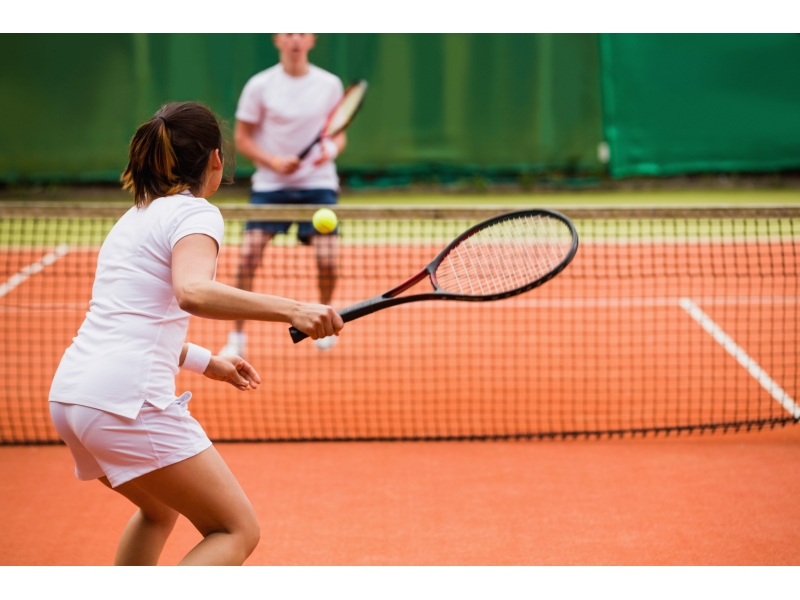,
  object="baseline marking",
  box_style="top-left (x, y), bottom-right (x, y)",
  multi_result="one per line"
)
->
top-left (679, 297), bottom-right (800, 418)
top-left (0, 245), bottom-right (70, 298)
top-left (2, 295), bottom-right (798, 314)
